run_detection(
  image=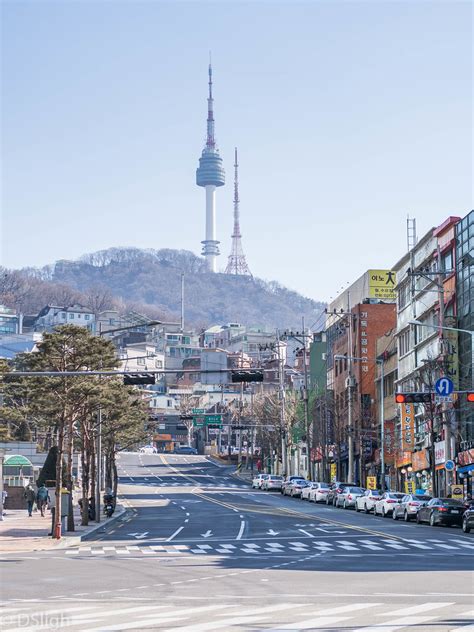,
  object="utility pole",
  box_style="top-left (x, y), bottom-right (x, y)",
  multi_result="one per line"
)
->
top-left (301, 317), bottom-right (311, 480)
top-left (276, 330), bottom-right (287, 477)
top-left (347, 292), bottom-right (355, 483)
top-left (378, 358), bottom-right (385, 491)
top-left (181, 273), bottom-right (185, 332)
